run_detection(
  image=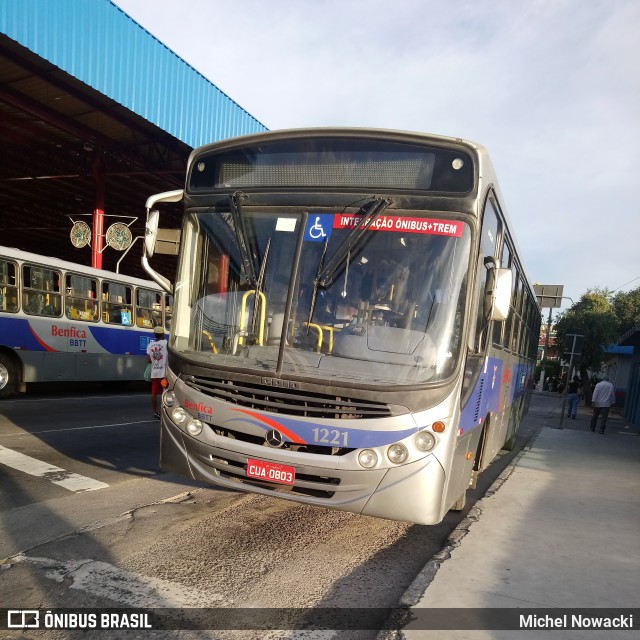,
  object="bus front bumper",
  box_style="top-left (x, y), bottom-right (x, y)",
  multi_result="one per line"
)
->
top-left (160, 416), bottom-right (447, 525)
